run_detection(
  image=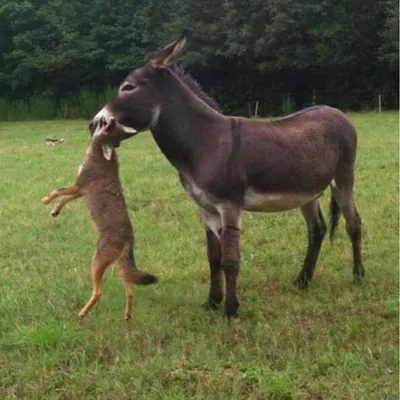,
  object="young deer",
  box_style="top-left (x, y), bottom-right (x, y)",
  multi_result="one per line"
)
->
top-left (42, 117), bottom-right (157, 320)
